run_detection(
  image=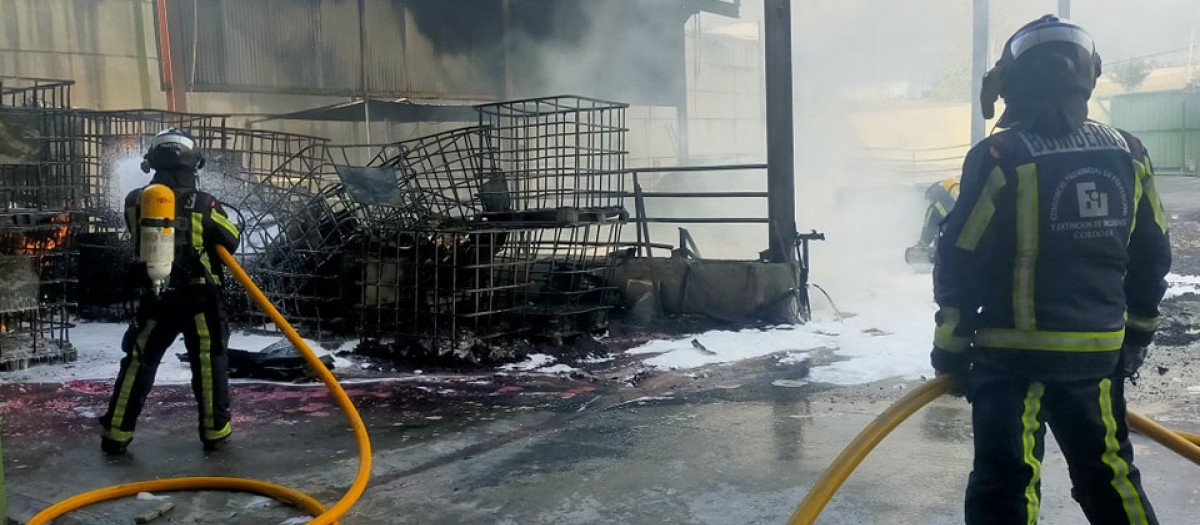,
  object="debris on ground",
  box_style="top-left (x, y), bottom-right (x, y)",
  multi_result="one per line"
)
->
top-left (177, 338), bottom-right (335, 381)
top-left (135, 501), bottom-right (176, 523)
